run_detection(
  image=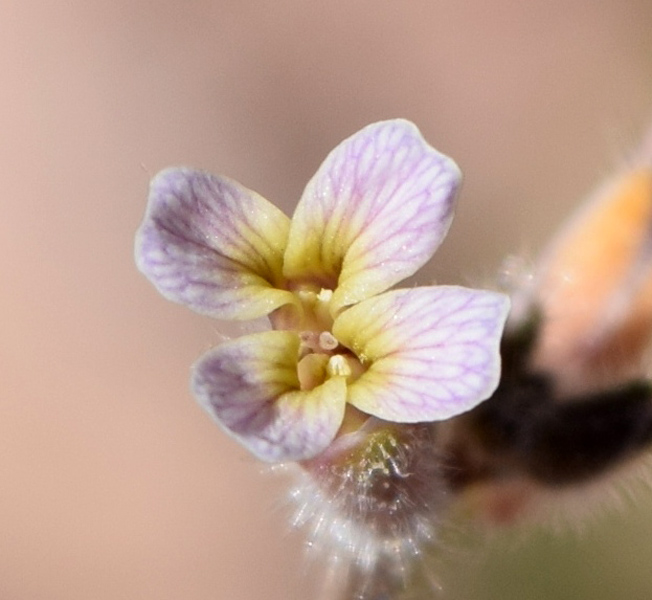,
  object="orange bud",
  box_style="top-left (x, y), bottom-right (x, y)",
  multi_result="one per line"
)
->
top-left (530, 165), bottom-right (652, 394)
